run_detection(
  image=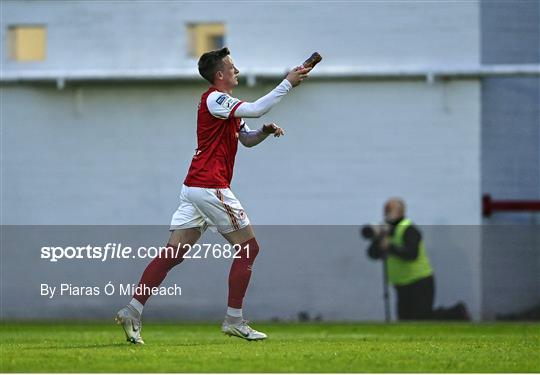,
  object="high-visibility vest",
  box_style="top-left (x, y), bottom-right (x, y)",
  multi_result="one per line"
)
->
top-left (387, 218), bottom-right (433, 286)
